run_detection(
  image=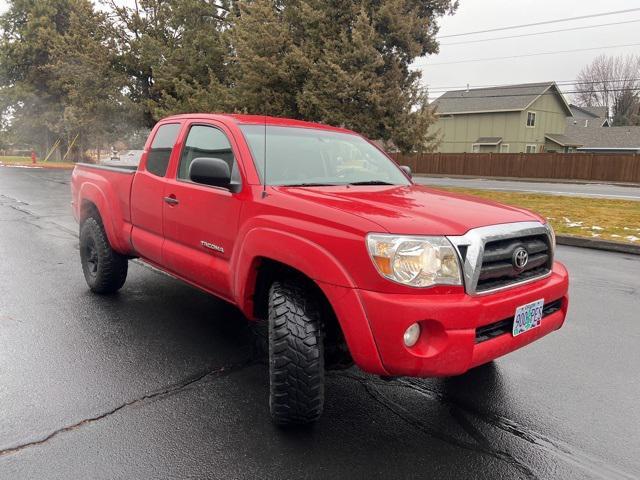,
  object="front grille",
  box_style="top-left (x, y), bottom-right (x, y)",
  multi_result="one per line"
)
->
top-left (475, 299), bottom-right (563, 343)
top-left (475, 234), bottom-right (551, 293)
